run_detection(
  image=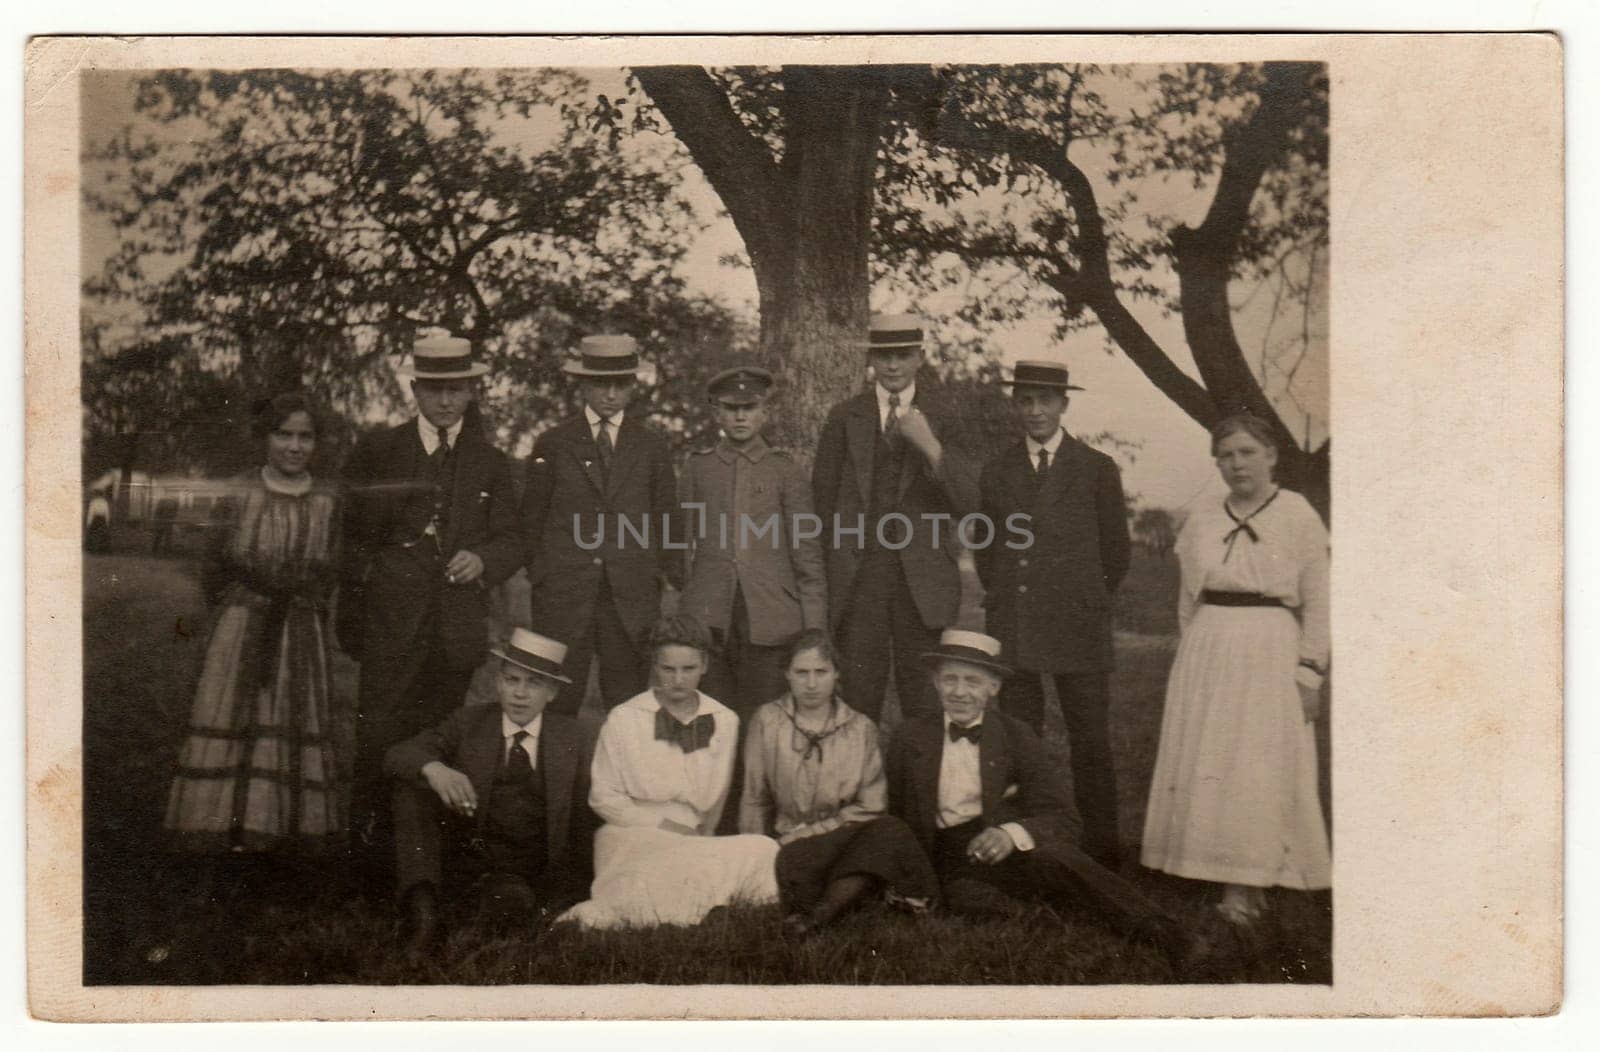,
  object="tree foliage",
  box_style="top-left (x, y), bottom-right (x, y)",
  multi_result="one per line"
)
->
top-left (83, 67), bottom-right (745, 473)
